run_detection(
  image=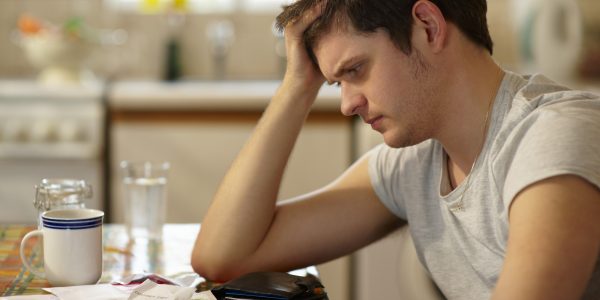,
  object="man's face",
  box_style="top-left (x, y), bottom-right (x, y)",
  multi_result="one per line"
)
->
top-left (314, 27), bottom-right (441, 148)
